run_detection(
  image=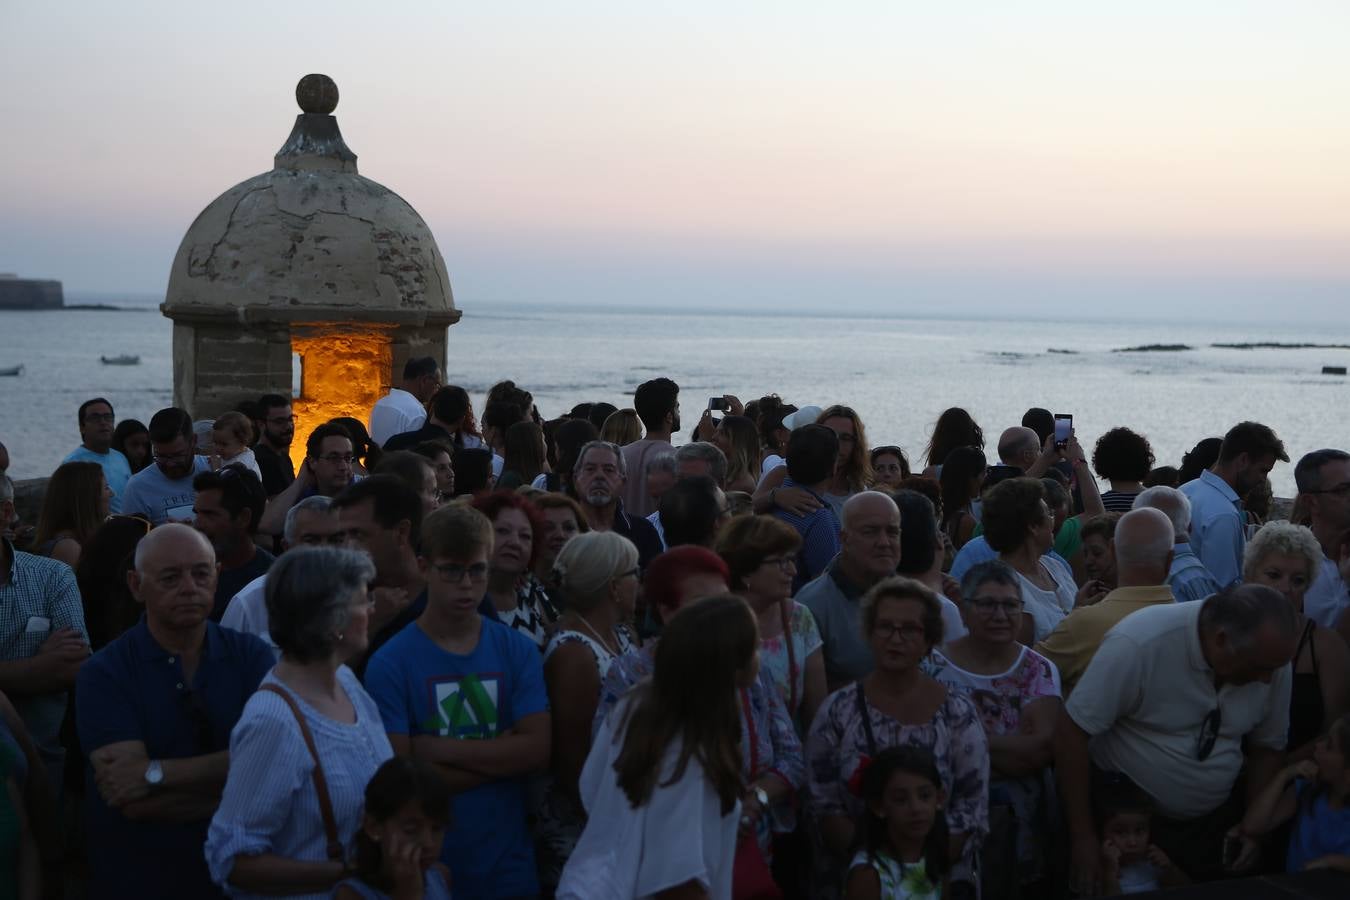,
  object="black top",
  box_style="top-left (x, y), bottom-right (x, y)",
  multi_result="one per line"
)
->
top-left (383, 422), bottom-right (456, 453)
top-left (211, 547), bottom-right (276, 622)
top-left (1288, 619), bottom-right (1324, 751)
top-left (612, 503), bottom-right (663, 571)
top-left (253, 443), bottom-right (295, 496)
